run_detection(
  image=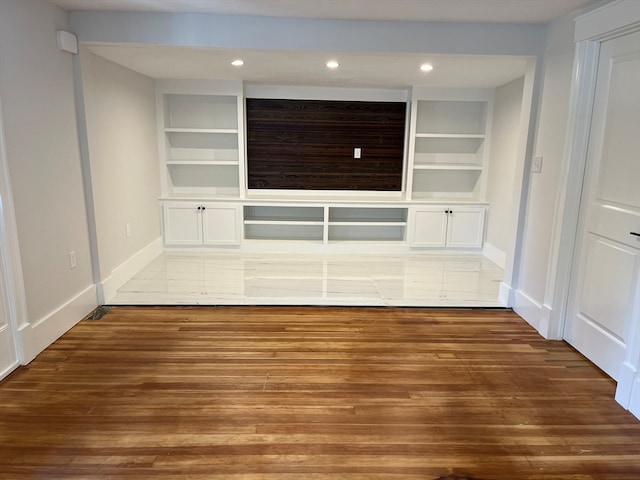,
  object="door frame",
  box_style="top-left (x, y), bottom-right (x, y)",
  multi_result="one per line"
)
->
top-left (545, 0), bottom-right (640, 414)
top-left (0, 97), bottom-right (28, 378)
